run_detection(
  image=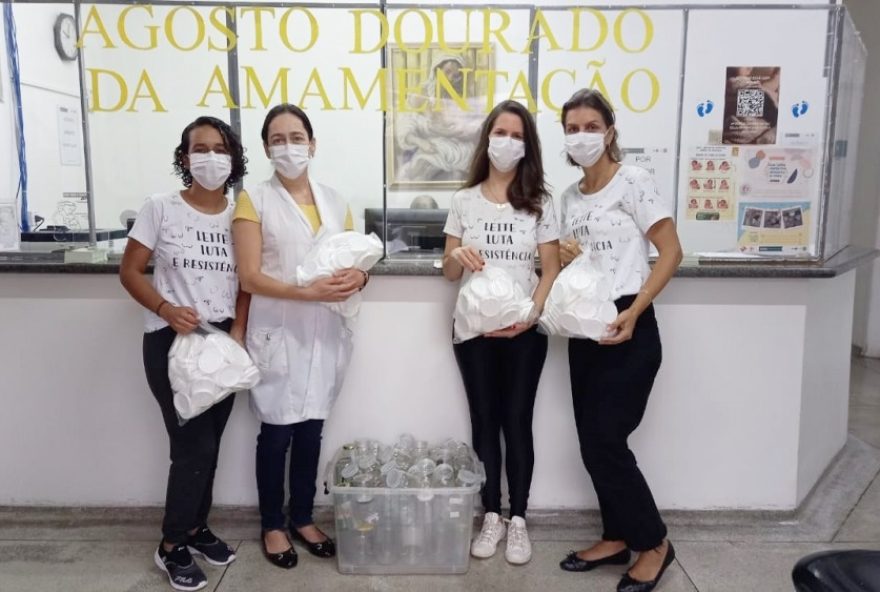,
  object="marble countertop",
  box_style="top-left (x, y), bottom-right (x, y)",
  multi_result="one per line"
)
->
top-left (0, 246), bottom-right (875, 279)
